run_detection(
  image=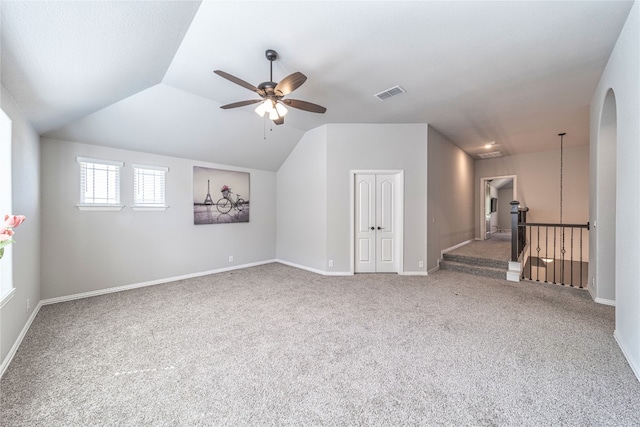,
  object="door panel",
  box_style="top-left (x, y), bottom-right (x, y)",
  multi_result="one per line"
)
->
top-left (376, 175), bottom-right (397, 272)
top-left (355, 173), bottom-right (399, 273)
top-left (355, 175), bottom-right (376, 272)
